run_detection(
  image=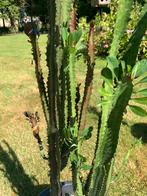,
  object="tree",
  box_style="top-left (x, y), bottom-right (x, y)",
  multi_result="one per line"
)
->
top-left (0, 0), bottom-right (19, 30)
top-left (23, 0), bottom-right (47, 23)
